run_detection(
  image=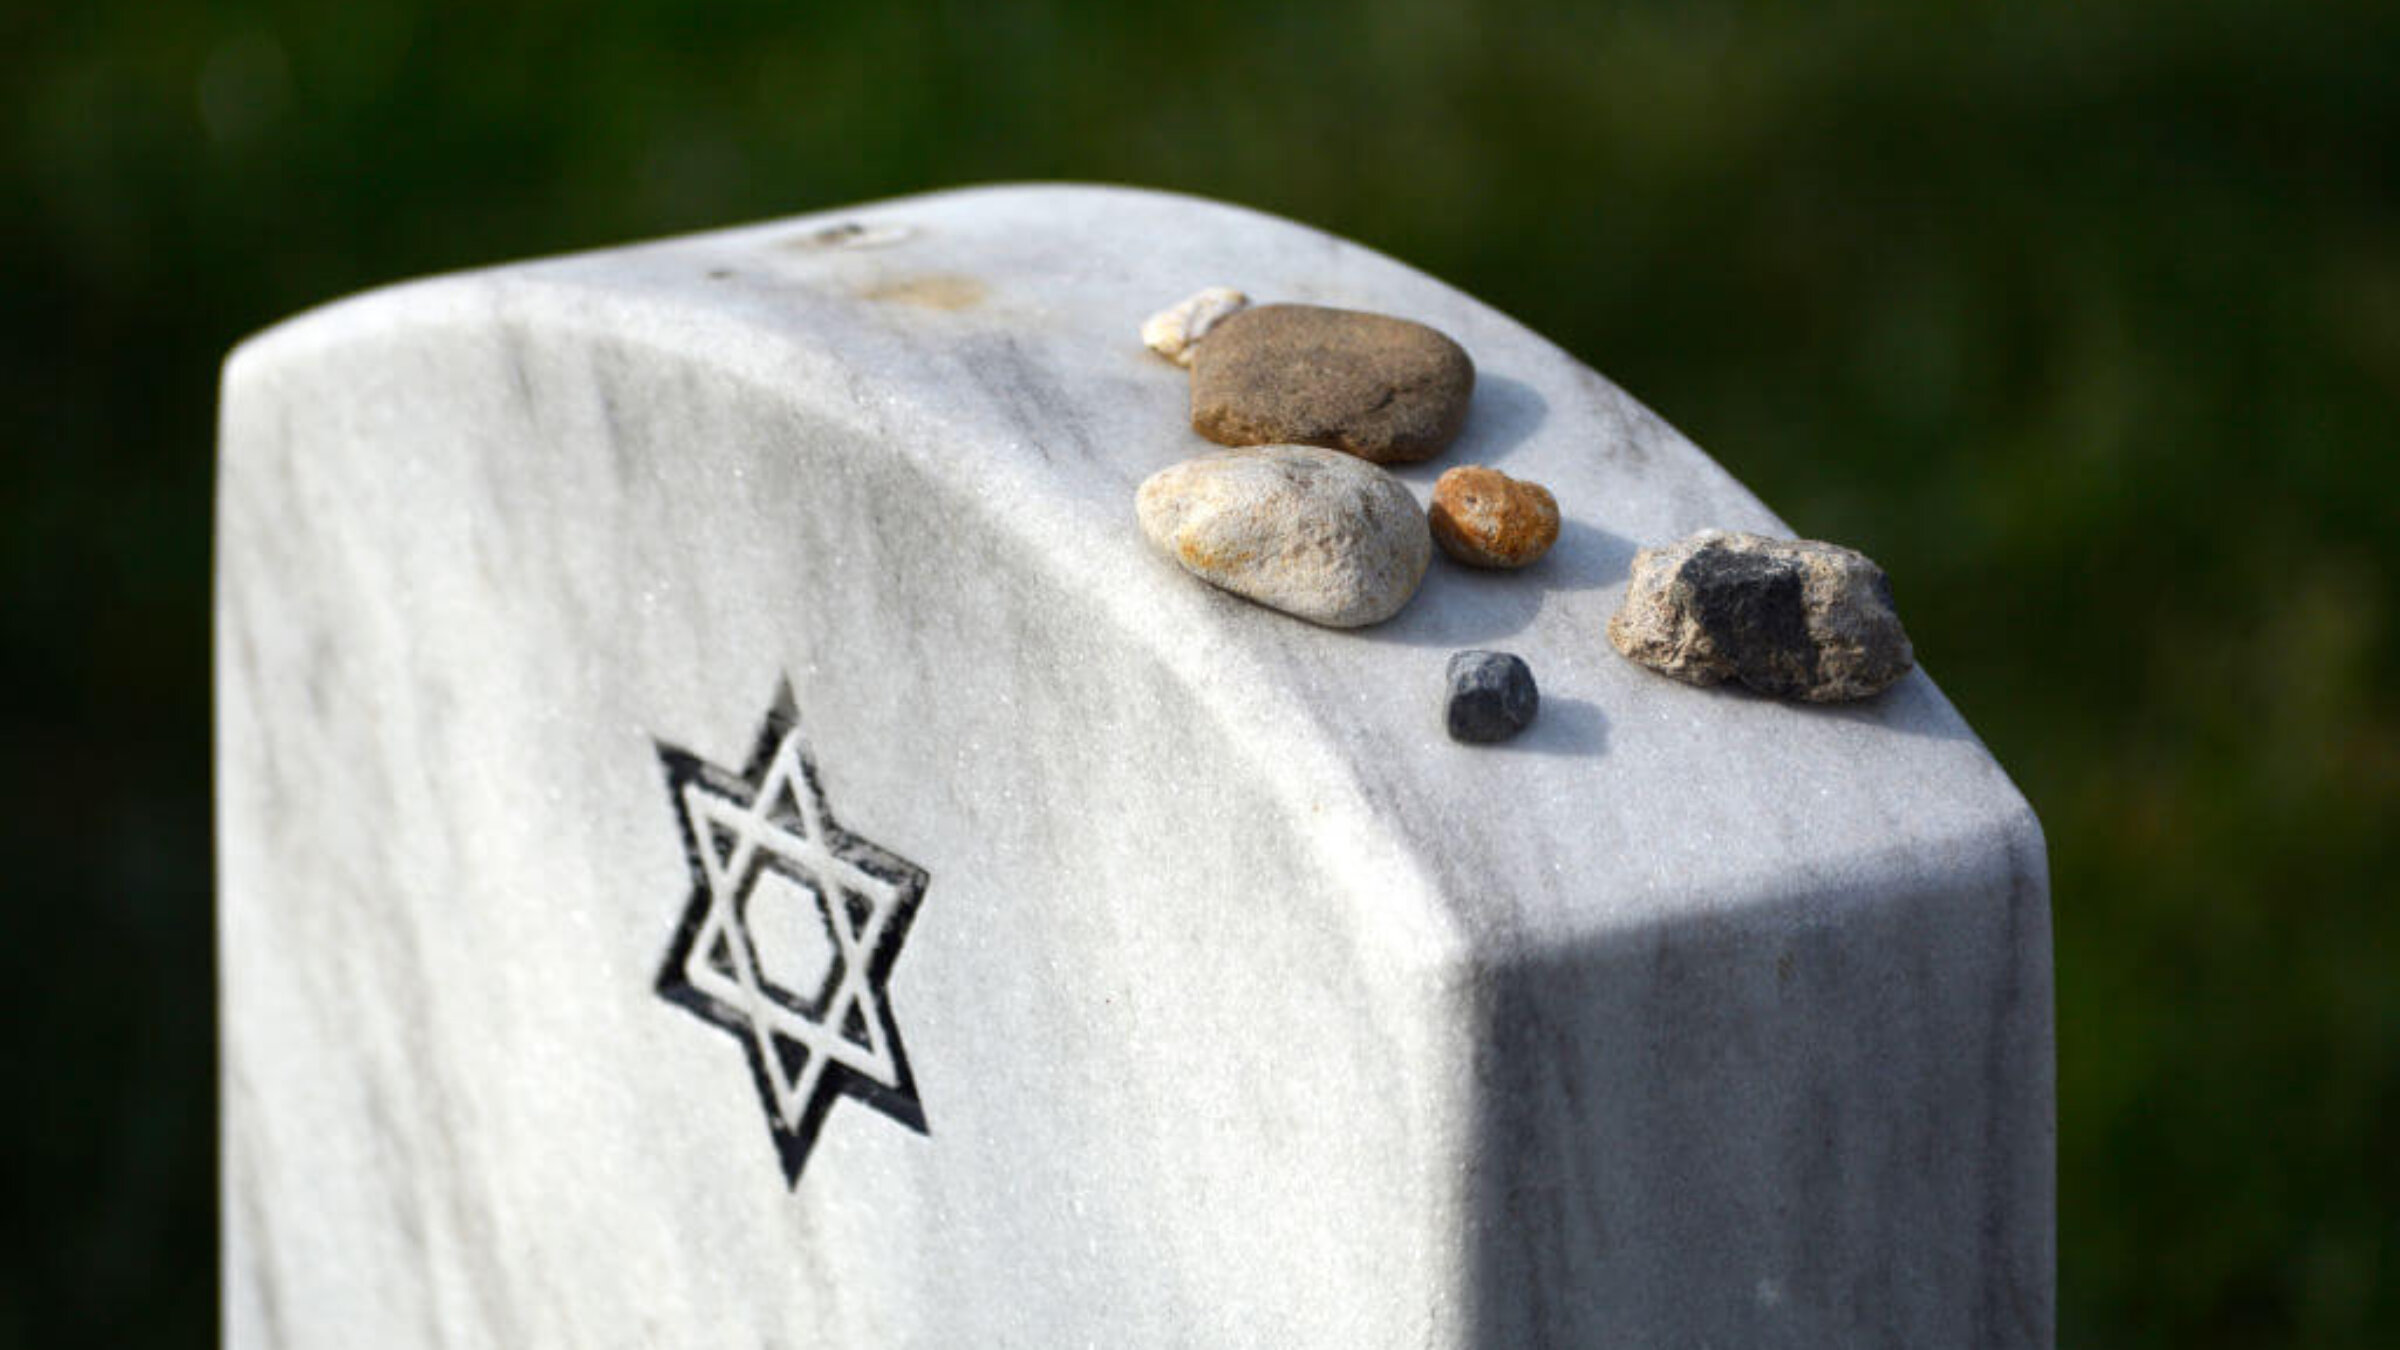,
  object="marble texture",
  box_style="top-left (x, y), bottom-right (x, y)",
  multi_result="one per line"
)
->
top-left (217, 184), bottom-right (2052, 1348)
